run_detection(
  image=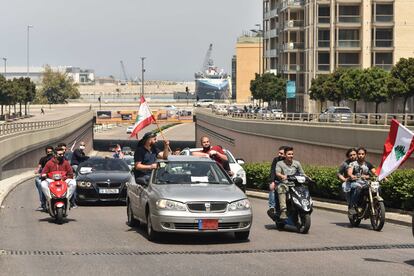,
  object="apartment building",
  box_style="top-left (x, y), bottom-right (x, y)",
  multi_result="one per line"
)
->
top-left (263, 0), bottom-right (414, 113)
